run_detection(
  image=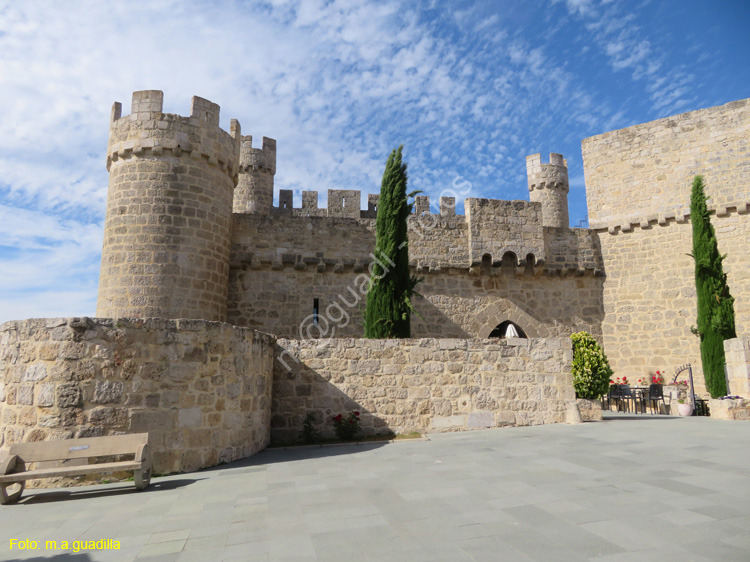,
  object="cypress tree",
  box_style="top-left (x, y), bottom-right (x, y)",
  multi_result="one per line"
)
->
top-left (690, 175), bottom-right (736, 398)
top-left (364, 146), bottom-right (420, 338)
